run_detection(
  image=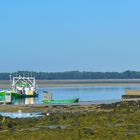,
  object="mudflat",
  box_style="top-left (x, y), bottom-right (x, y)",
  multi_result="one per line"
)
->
top-left (0, 100), bottom-right (140, 140)
top-left (1, 79), bottom-right (140, 88)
